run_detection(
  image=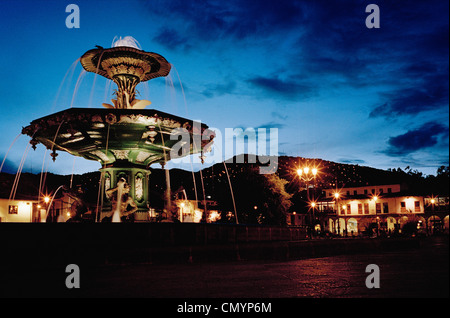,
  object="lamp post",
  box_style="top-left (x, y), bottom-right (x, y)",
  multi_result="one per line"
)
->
top-left (310, 201), bottom-right (317, 234)
top-left (428, 197), bottom-right (436, 235)
top-left (43, 195), bottom-right (50, 222)
top-left (334, 192), bottom-right (340, 236)
top-left (297, 166), bottom-right (317, 237)
top-left (430, 198), bottom-right (436, 212)
top-left (373, 196), bottom-right (379, 237)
